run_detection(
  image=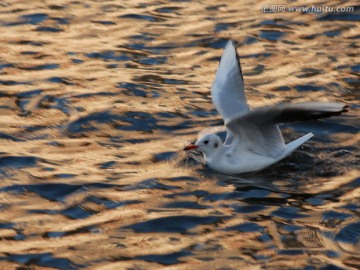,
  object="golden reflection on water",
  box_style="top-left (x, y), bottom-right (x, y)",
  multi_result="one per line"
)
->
top-left (0, 0), bottom-right (359, 269)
